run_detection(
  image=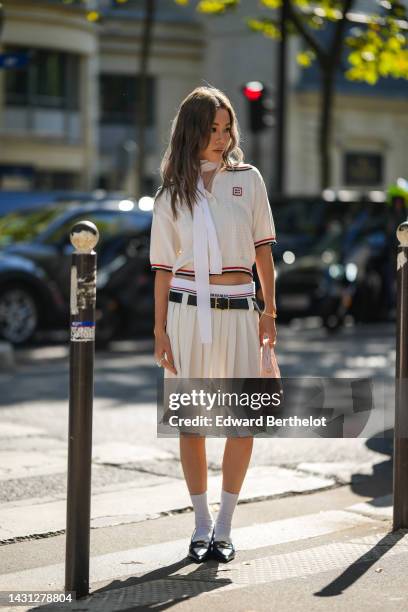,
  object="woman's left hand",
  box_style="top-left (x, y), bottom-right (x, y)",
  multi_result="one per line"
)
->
top-left (259, 314), bottom-right (277, 347)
